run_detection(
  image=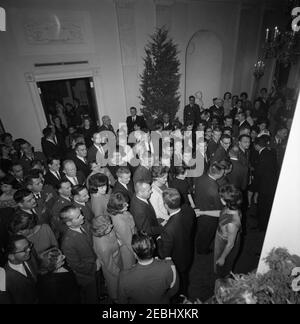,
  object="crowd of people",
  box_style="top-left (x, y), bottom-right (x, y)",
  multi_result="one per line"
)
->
top-left (0, 87), bottom-right (295, 304)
